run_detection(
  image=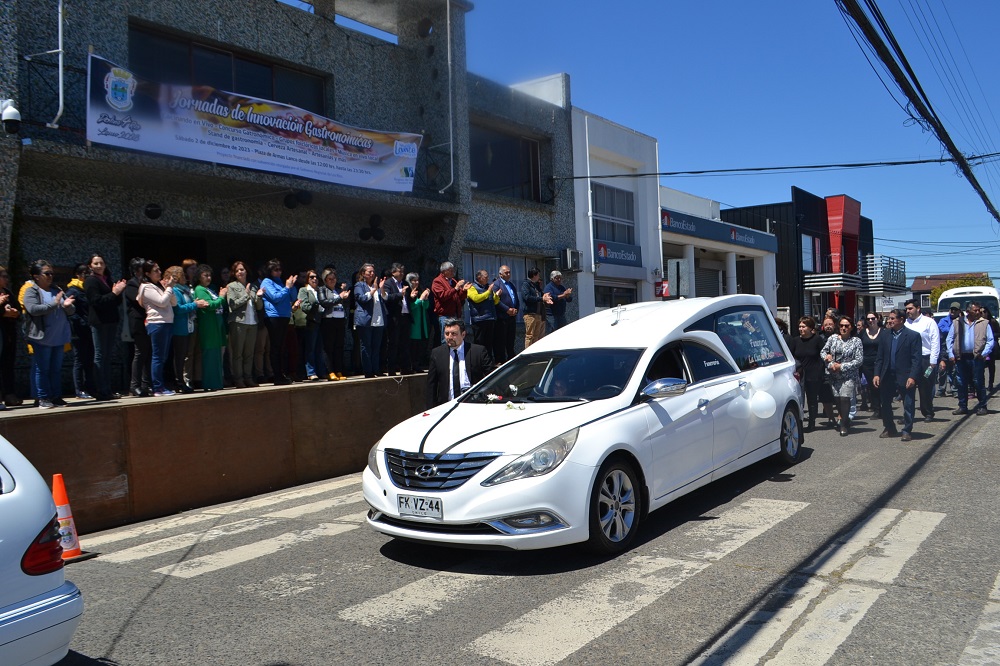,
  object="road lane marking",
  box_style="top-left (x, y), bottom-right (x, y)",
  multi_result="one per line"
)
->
top-left (262, 491), bottom-right (364, 519)
top-left (465, 499), bottom-right (808, 666)
top-left (765, 584), bottom-right (885, 665)
top-left (690, 578), bottom-right (827, 666)
top-left (153, 522), bottom-right (359, 578)
top-left (83, 476), bottom-right (361, 547)
top-left (696, 508), bottom-right (943, 666)
top-left (99, 518), bottom-right (278, 563)
top-left (339, 568), bottom-right (514, 628)
top-left (684, 498), bottom-right (810, 561)
top-left (958, 570), bottom-right (1000, 665)
top-left (468, 556), bottom-right (709, 666)
top-left (842, 510), bottom-right (945, 584)
top-left (802, 508), bottom-right (901, 577)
